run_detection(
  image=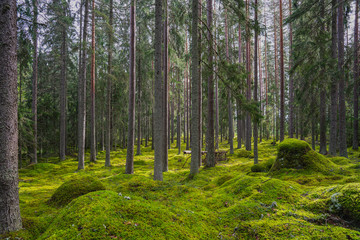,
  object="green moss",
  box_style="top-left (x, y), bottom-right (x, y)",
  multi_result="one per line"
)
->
top-left (236, 149), bottom-right (254, 158)
top-left (49, 175), bottom-right (106, 207)
top-left (330, 157), bottom-right (352, 166)
top-left (251, 158), bottom-right (275, 172)
top-left (330, 183), bottom-right (360, 223)
top-left (270, 139), bottom-right (336, 173)
top-left (40, 191), bottom-right (216, 240)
